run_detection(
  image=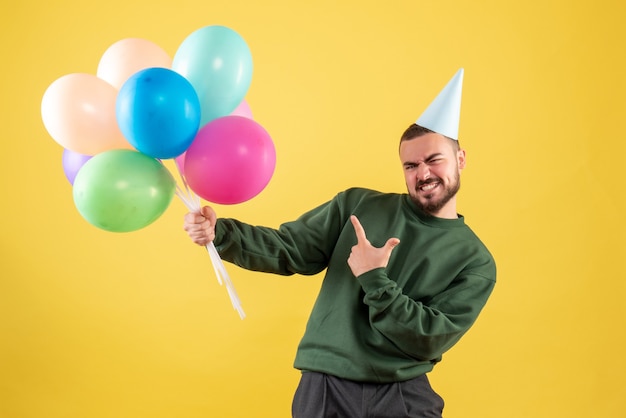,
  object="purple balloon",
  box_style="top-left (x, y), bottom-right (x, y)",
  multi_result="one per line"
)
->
top-left (62, 148), bottom-right (92, 185)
